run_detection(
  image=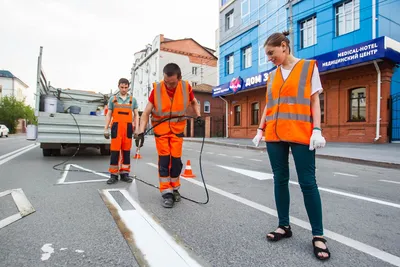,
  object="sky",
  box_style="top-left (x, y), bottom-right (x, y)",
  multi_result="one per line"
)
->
top-left (0, 0), bottom-right (219, 107)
